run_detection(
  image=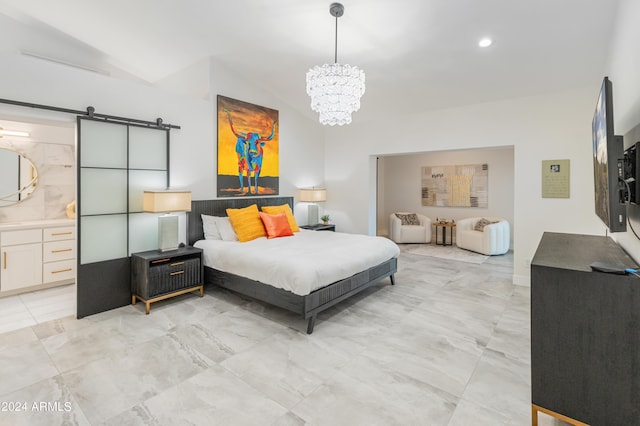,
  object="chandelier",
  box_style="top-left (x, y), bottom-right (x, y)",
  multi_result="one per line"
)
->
top-left (306, 3), bottom-right (365, 126)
